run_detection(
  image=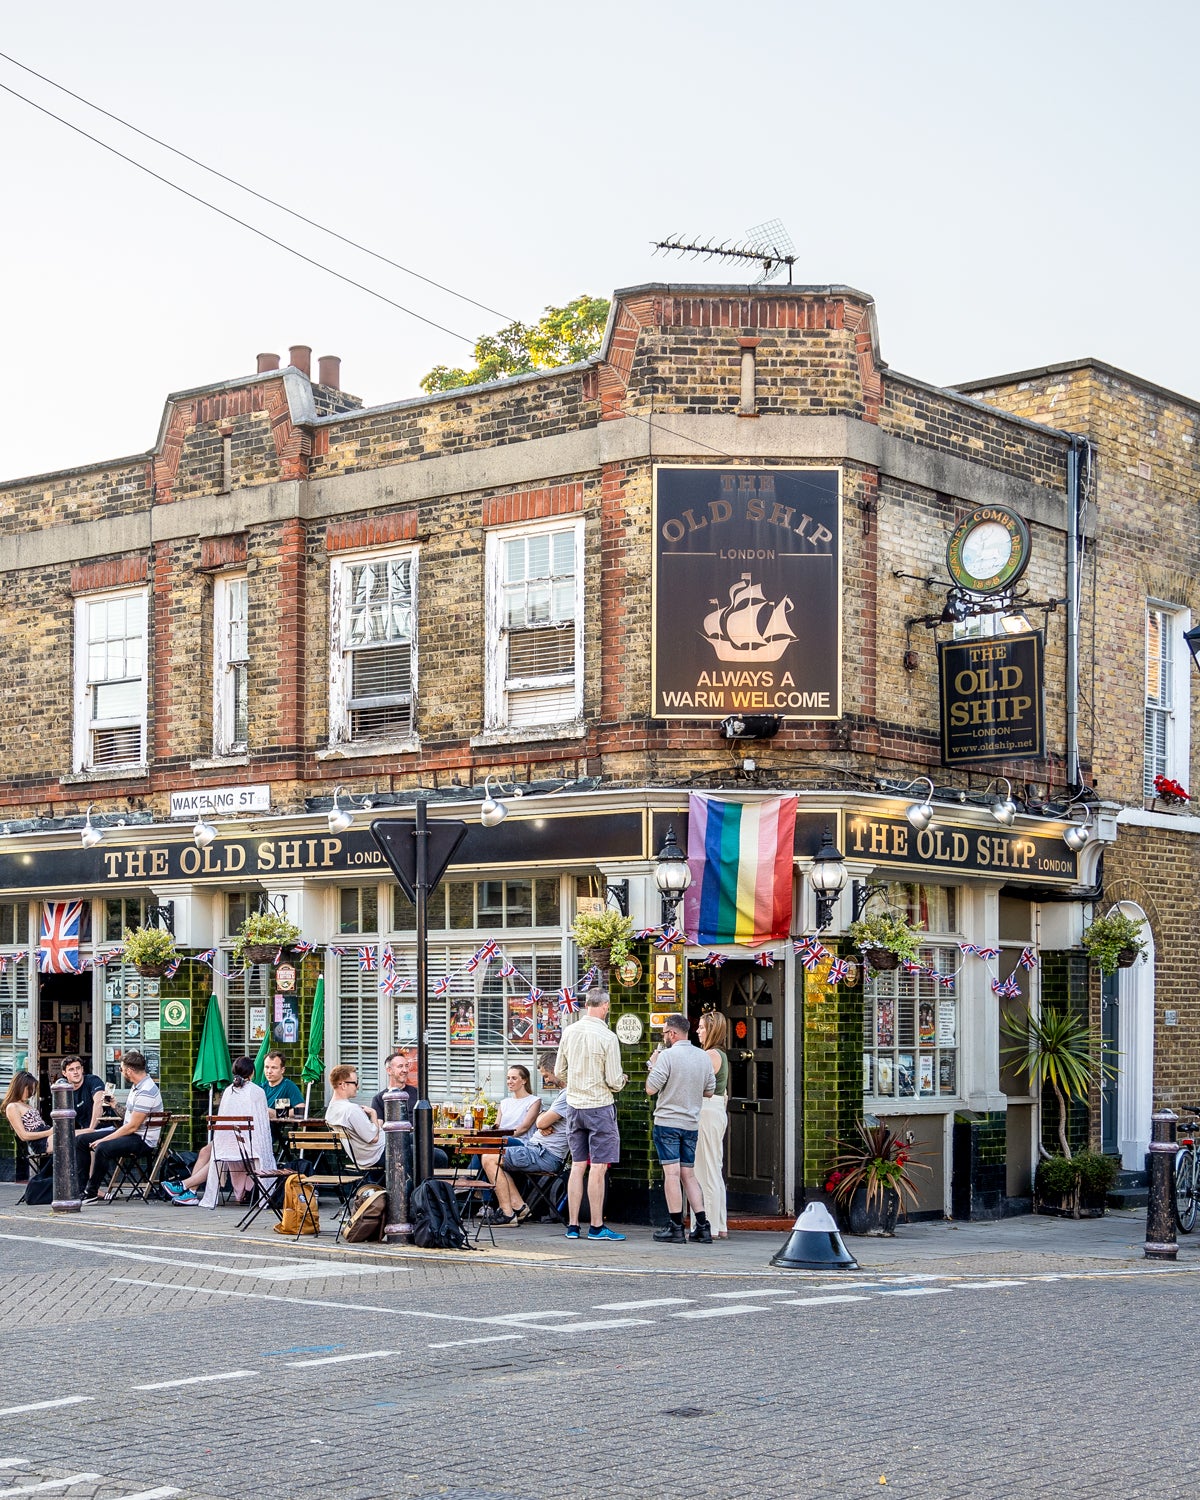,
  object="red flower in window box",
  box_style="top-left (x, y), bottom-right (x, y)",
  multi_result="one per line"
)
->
top-left (1153, 774), bottom-right (1191, 805)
